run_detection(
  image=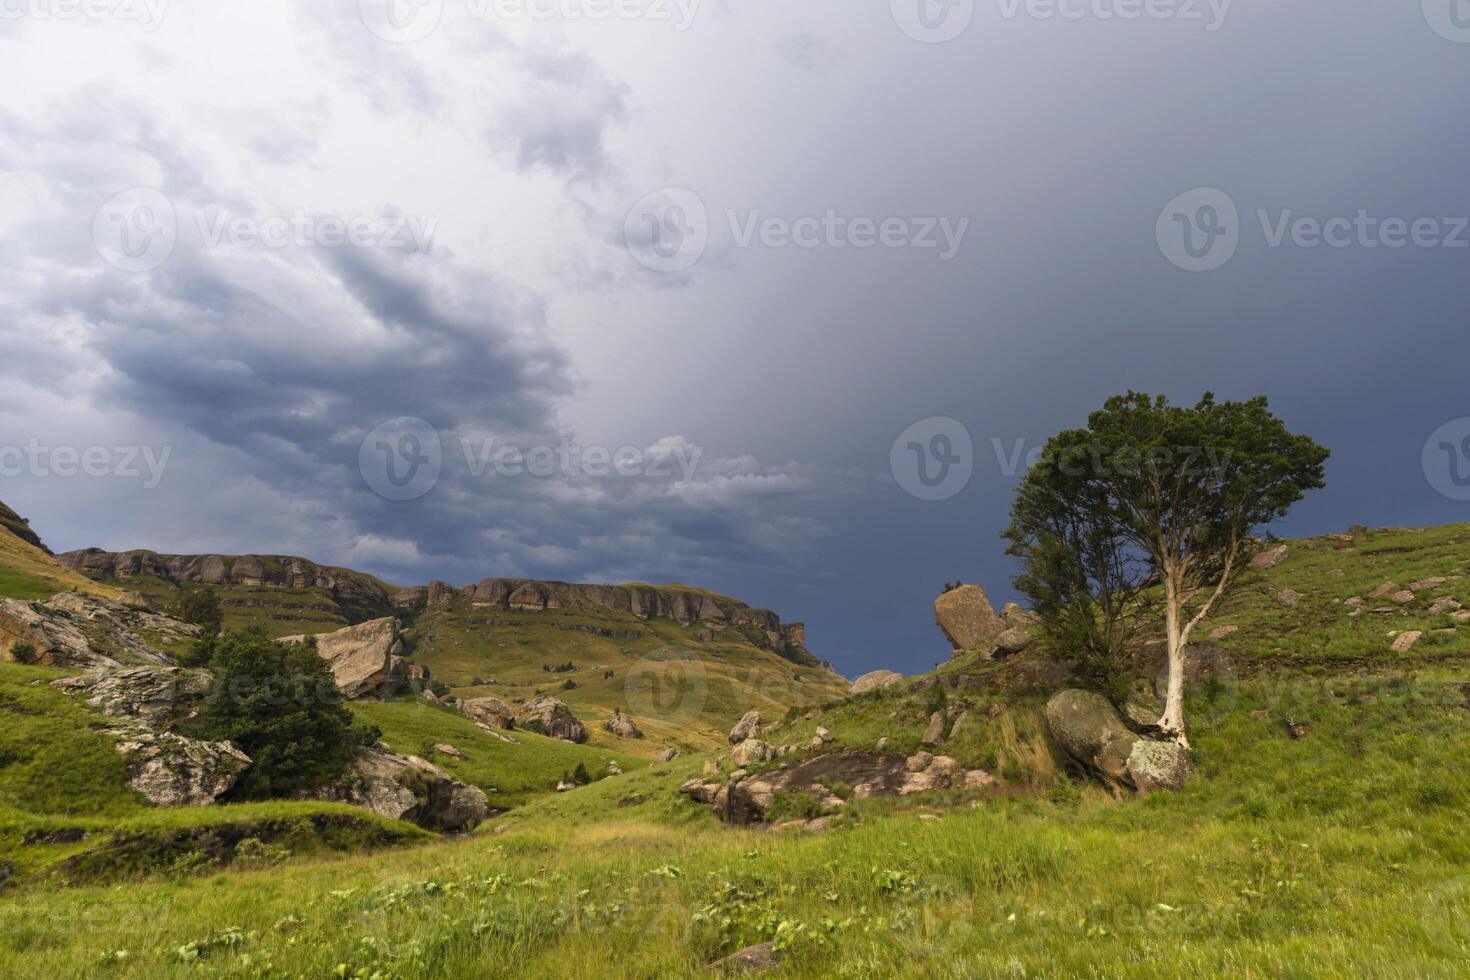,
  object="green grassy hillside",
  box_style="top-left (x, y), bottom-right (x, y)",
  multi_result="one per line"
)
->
top-left (0, 507), bottom-right (127, 602)
top-left (409, 601), bottom-right (848, 755)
